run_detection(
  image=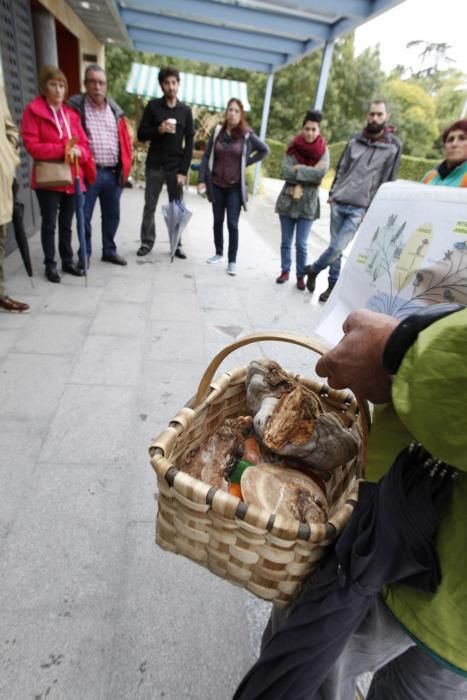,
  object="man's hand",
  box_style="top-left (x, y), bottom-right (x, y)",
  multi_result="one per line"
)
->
top-left (197, 183), bottom-right (206, 194)
top-left (176, 173), bottom-right (187, 186)
top-left (159, 120), bottom-right (176, 134)
top-left (315, 309), bottom-right (399, 403)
